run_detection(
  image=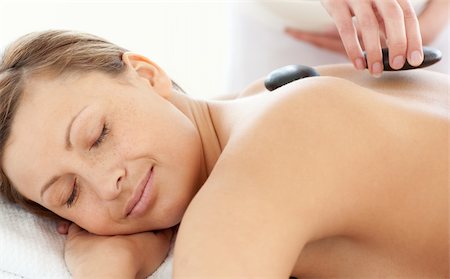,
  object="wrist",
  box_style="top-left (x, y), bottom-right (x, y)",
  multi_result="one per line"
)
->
top-left (72, 249), bottom-right (138, 279)
top-left (73, 269), bottom-right (136, 279)
top-left (73, 264), bottom-right (137, 279)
